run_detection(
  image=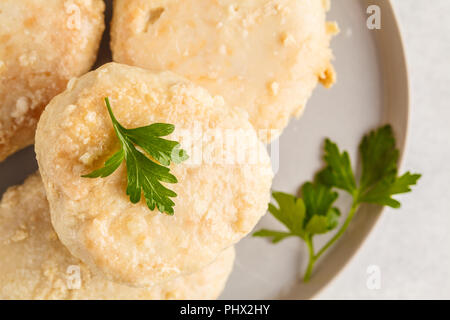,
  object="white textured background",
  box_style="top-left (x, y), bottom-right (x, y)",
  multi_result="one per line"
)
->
top-left (319, 0), bottom-right (450, 299)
